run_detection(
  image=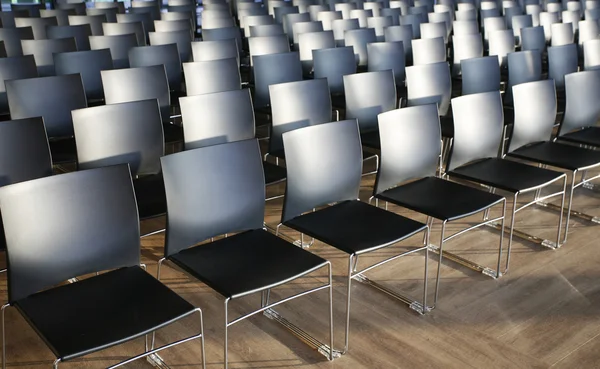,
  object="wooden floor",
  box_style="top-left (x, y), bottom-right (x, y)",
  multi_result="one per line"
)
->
top-left (3, 163), bottom-right (600, 368)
